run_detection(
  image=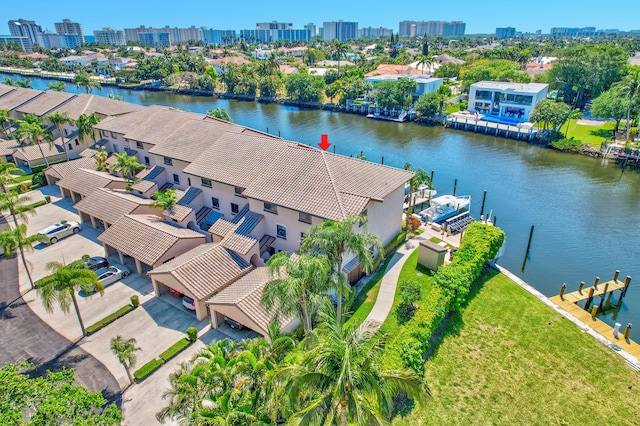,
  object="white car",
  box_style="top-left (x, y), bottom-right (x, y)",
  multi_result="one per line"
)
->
top-left (38, 221), bottom-right (81, 244)
top-left (95, 263), bottom-right (131, 287)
